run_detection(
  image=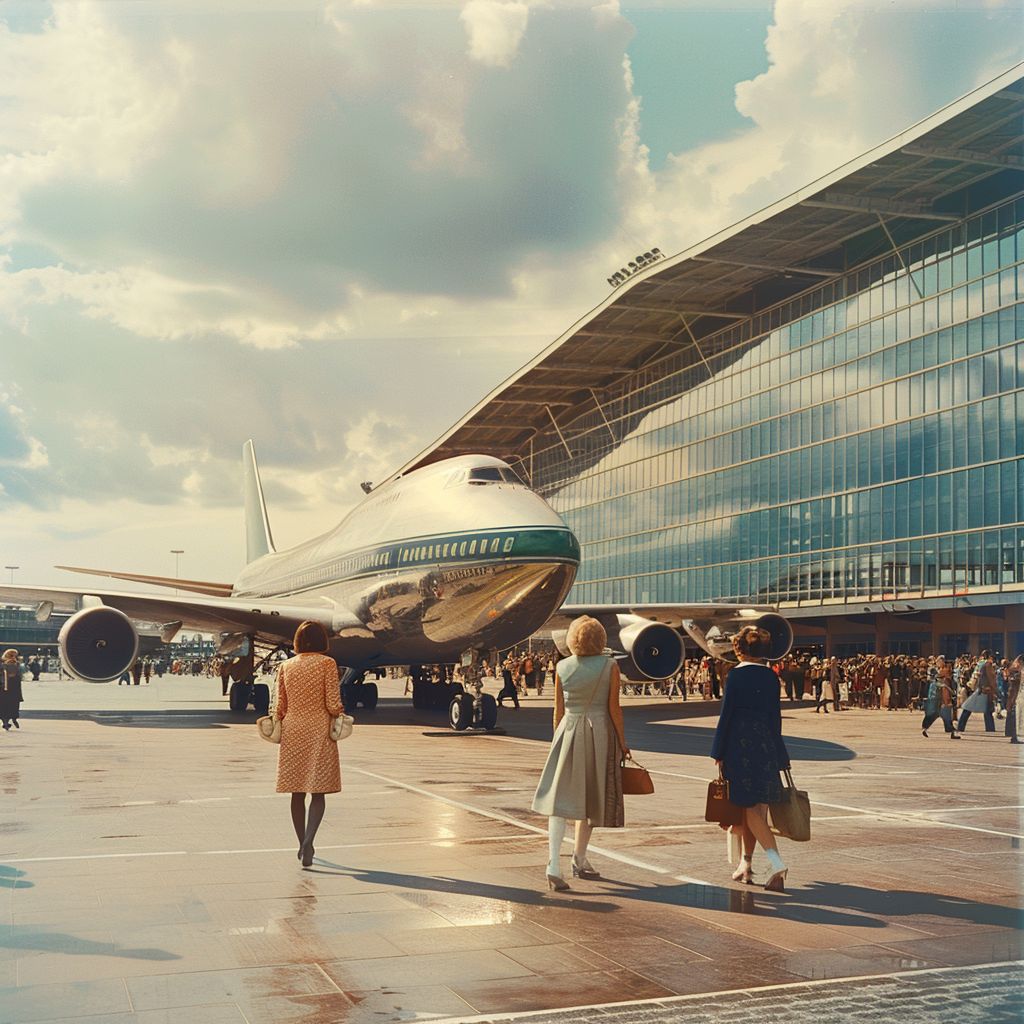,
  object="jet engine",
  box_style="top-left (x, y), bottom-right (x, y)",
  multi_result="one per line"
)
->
top-left (682, 611), bottom-right (793, 663)
top-left (59, 606), bottom-right (139, 683)
top-left (614, 617), bottom-right (684, 680)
